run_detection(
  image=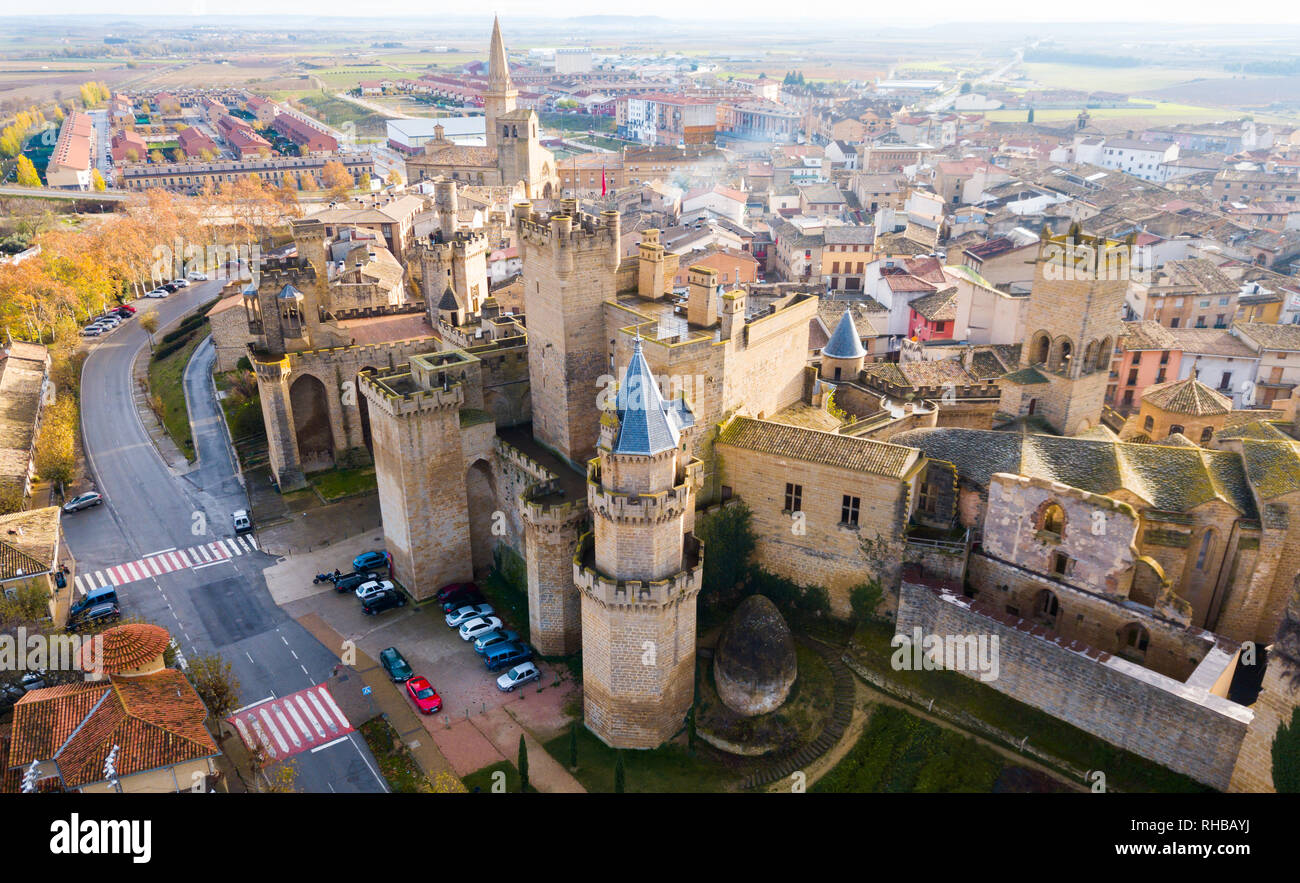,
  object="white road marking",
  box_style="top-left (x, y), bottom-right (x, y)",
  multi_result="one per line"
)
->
top-left (274, 707), bottom-right (301, 748)
top-left (317, 686), bottom-right (351, 730)
top-left (310, 736), bottom-right (348, 754)
top-left (294, 694), bottom-right (327, 740)
top-left (143, 547), bottom-right (176, 558)
top-left (307, 690), bottom-right (338, 733)
top-left (259, 708), bottom-right (290, 754)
